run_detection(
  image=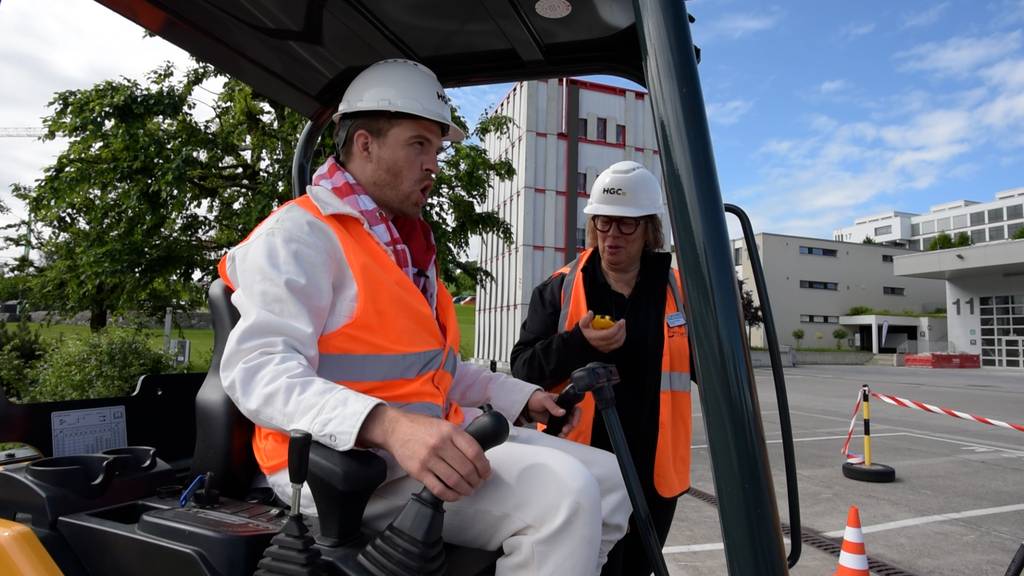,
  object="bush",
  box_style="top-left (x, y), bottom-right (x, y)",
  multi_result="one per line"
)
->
top-left (26, 328), bottom-right (180, 402)
top-left (0, 319), bottom-right (46, 401)
top-left (848, 305), bottom-right (873, 316)
top-left (832, 328), bottom-right (849, 350)
top-left (791, 329), bottom-right (804, 349)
